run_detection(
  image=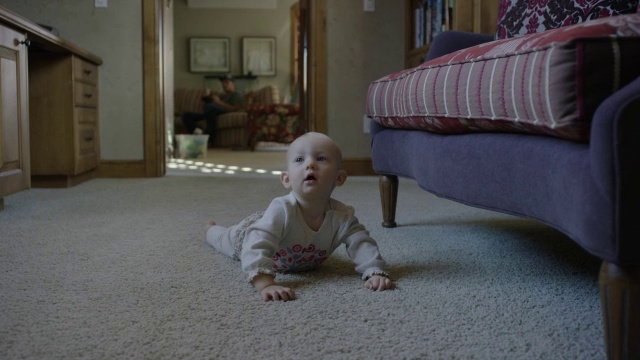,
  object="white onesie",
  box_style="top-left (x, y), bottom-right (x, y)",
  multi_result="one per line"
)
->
top-left (207, 192), bottom-right (389, 281)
